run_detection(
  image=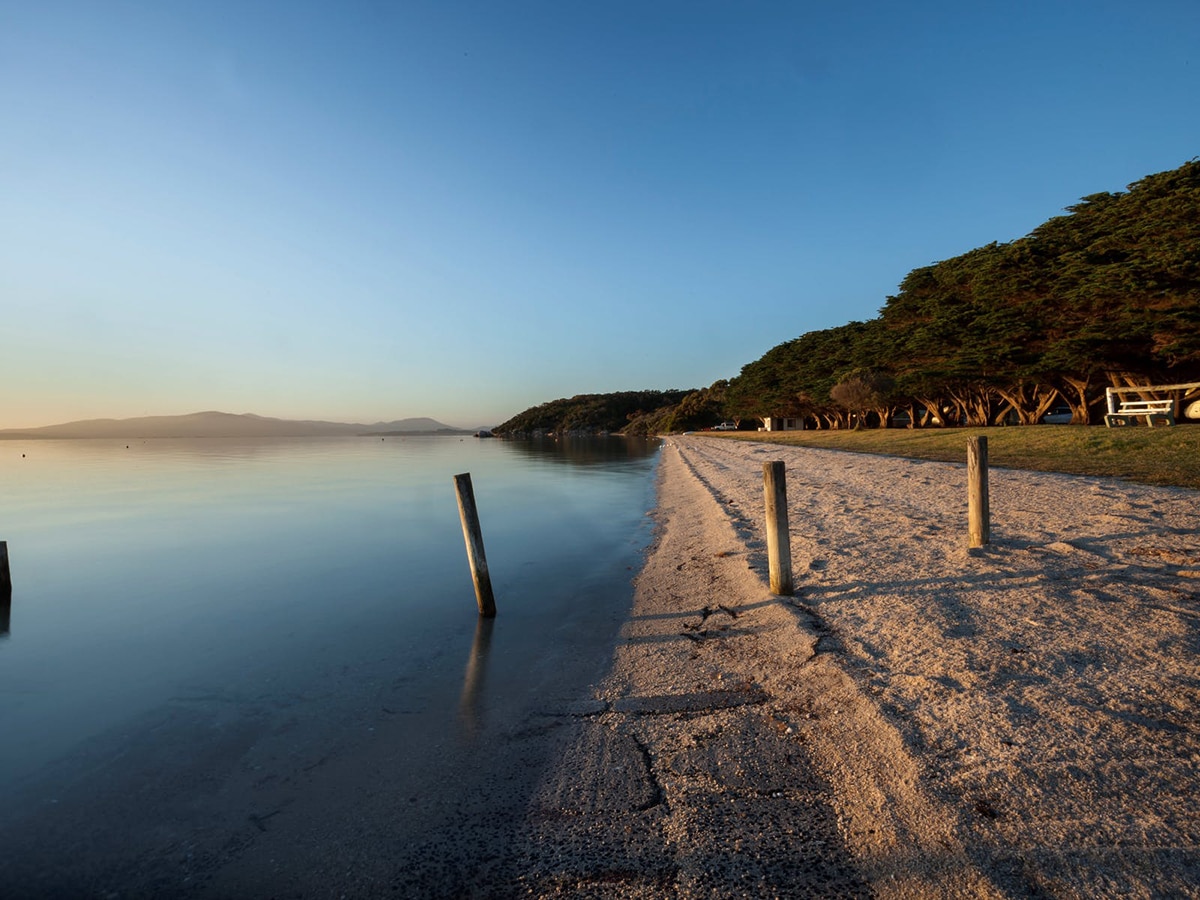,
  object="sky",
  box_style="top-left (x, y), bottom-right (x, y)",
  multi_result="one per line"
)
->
top-left (2, 1), bottom-right (1198, 429)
